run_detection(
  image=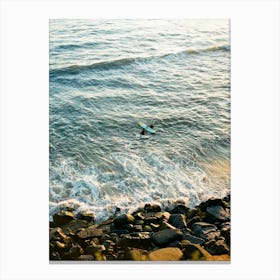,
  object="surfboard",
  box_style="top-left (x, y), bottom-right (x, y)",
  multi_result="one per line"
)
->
top-left (138, 122), bottom-right (156, 134)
